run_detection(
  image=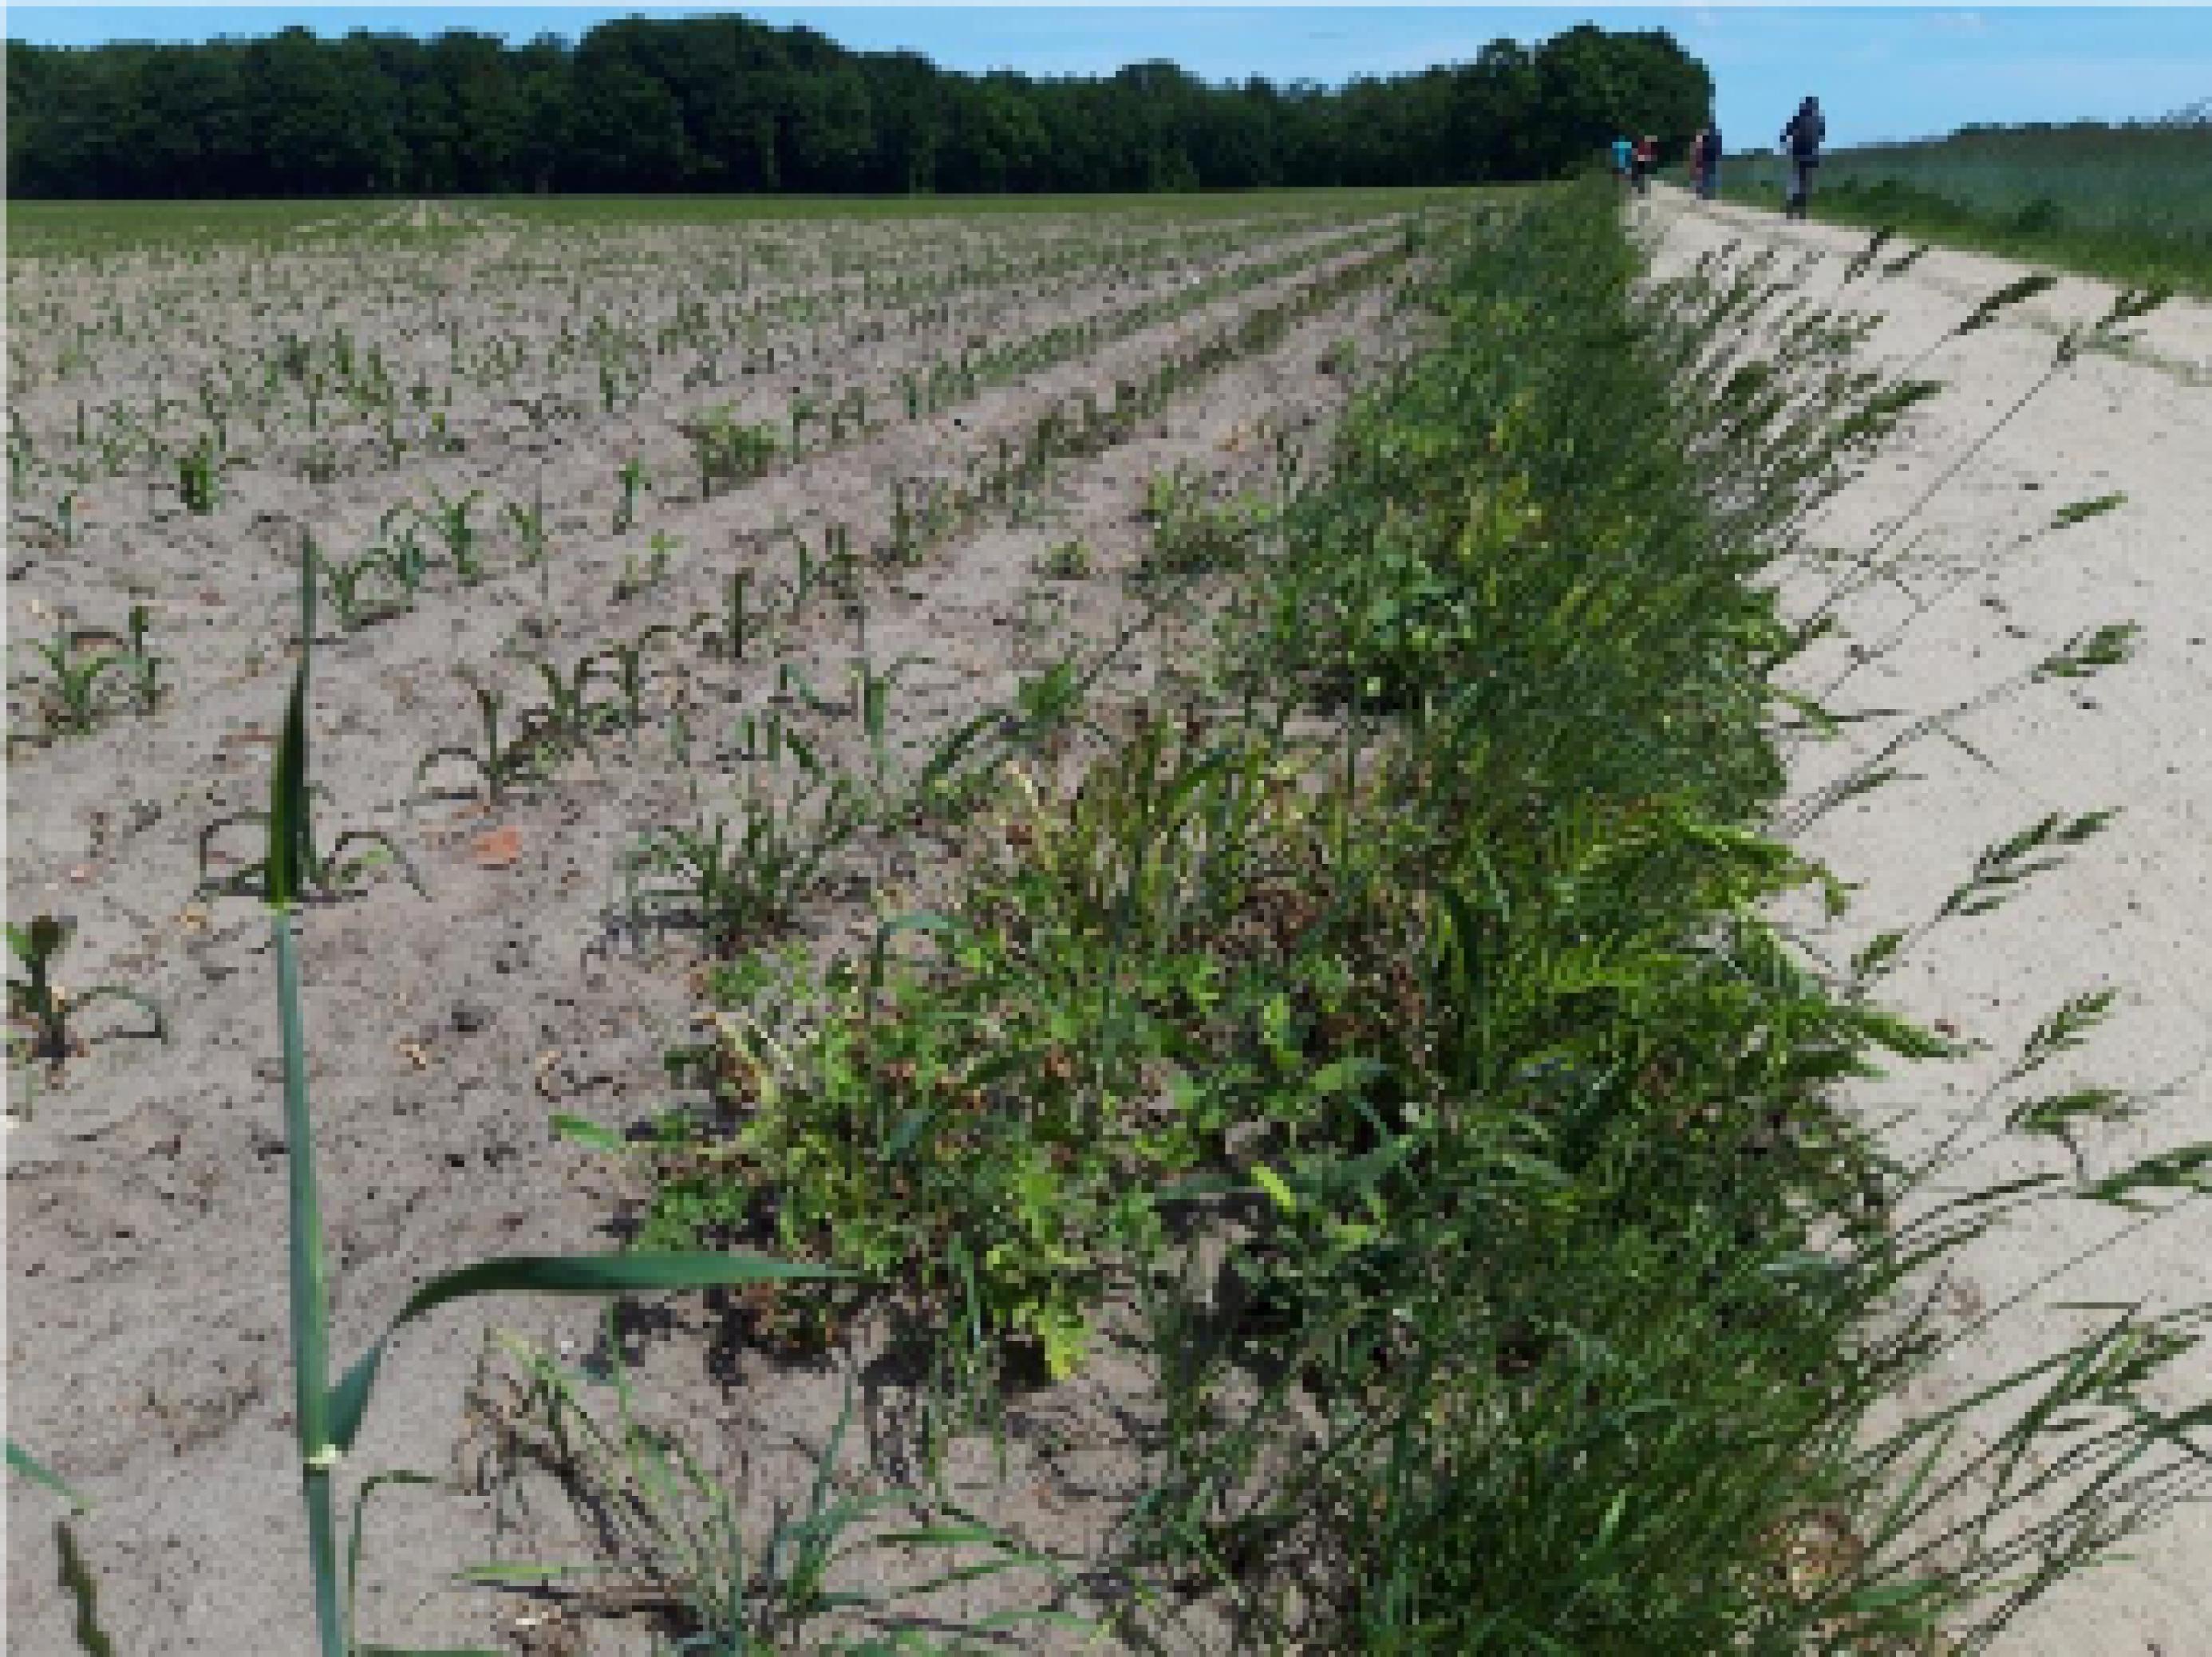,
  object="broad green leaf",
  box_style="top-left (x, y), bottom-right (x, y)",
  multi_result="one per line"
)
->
top-left (328, 1253), bottom-right (849, 1454)
top-left (549, 1115), bottom-right (629, 1154)
top-left (1308, 1055), bottom-right (1387, 1099)
top-left (1251, 1162), bottom-right (1298, 1216)
top-left (267, 661), bottom-right (311, 910)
